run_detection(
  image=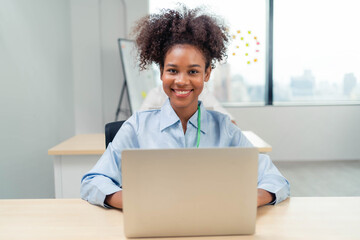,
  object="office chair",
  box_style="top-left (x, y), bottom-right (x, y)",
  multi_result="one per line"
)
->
top-left (105, 121), bottom-right (125, 148)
